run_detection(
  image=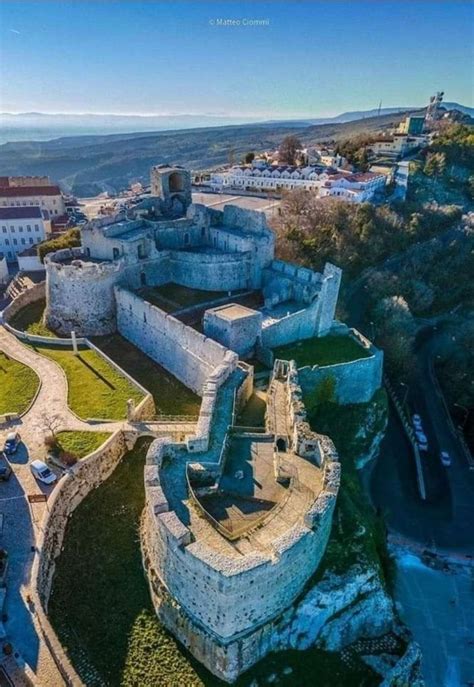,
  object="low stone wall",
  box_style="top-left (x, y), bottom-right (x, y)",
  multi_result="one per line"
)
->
top-left (30, 430), bottom-right (134, 686)
top-left (1, 280), bottom-right (45, 322)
